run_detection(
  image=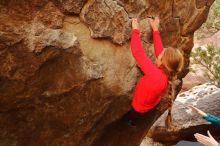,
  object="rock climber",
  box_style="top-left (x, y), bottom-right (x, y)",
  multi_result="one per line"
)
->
top-left (123, 17), bottom-right (184, 127)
